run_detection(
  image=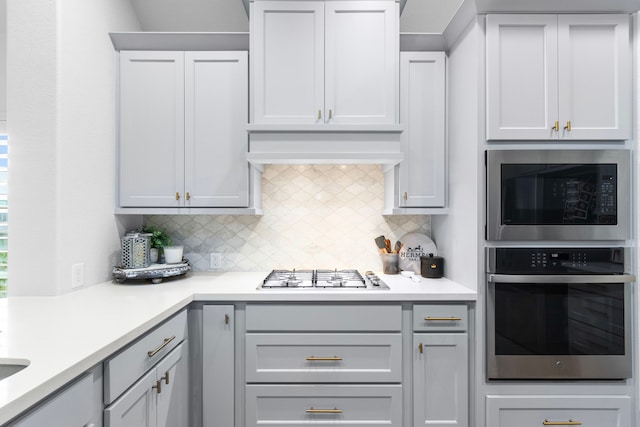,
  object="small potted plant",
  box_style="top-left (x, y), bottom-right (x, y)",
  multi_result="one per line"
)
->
top-left (142, 226), bottom-right (172, 263)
